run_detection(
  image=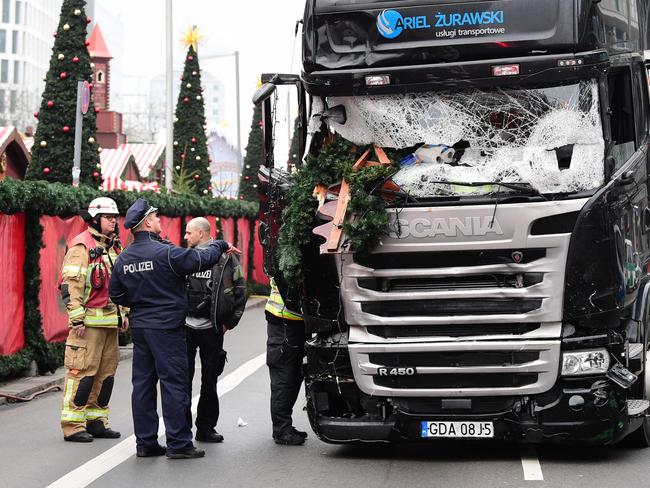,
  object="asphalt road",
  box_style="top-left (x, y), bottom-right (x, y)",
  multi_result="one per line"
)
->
top-left (1, 306), bottom-right (650, 488)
